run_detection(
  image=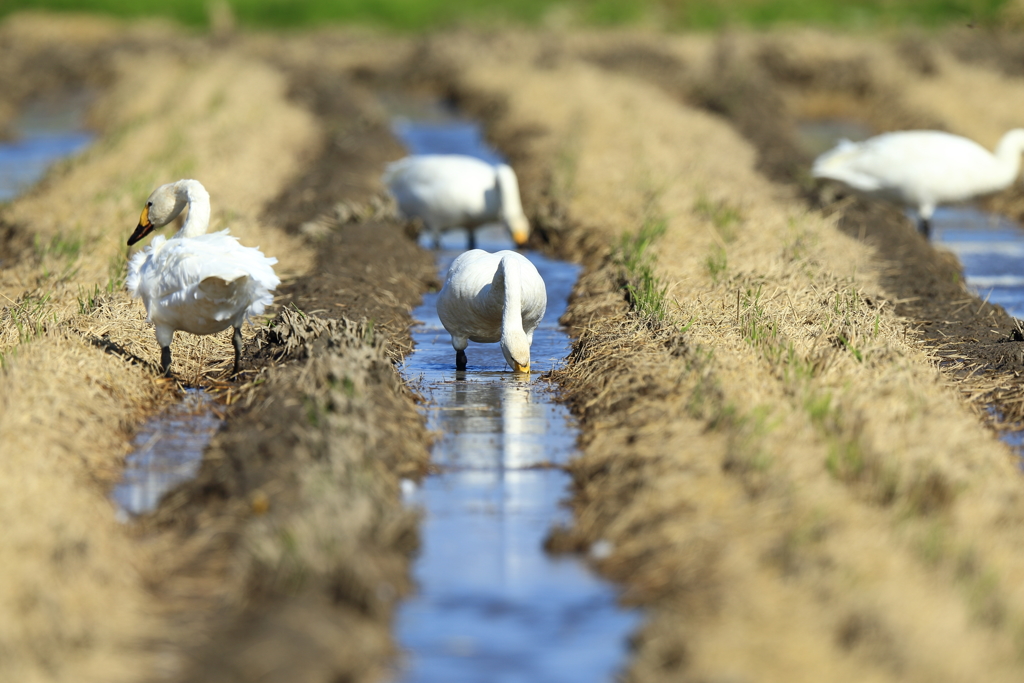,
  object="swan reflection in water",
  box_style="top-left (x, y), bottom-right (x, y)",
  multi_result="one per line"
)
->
top-left (437, 376), bottom-right (562, 471)
top-left (400, 264), bottom-right (635, 680)
top-left (392, 106), bottom-right (635, 683)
